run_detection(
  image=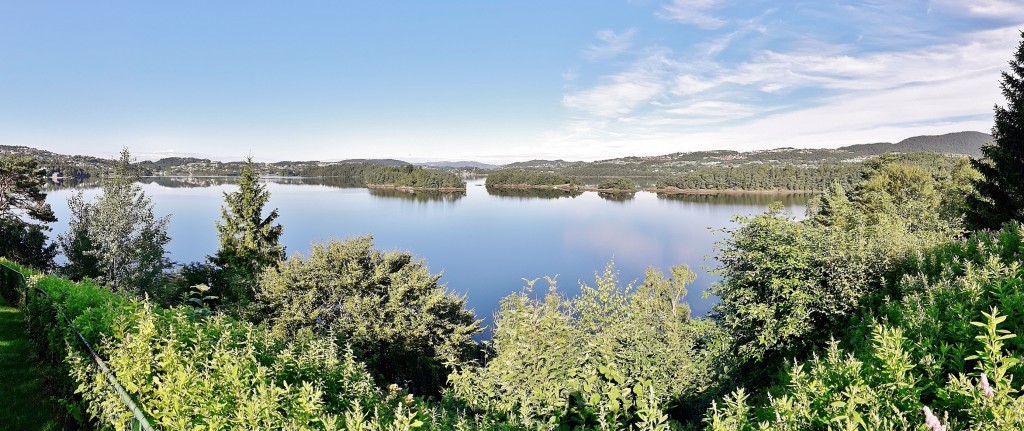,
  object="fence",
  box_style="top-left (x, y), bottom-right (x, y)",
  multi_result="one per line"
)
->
top-left (0, 262), bottom-right (155, 431)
